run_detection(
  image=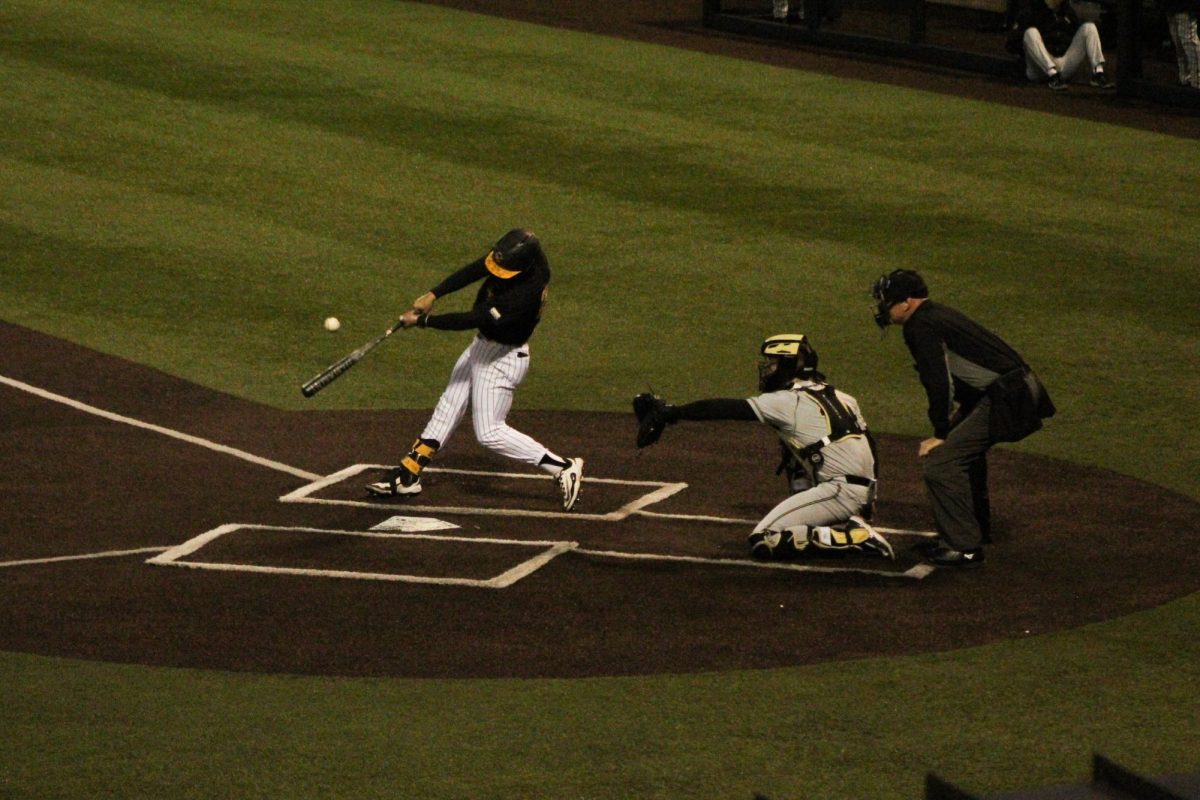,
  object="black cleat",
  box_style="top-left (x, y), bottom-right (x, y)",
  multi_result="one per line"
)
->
top-left (1090, 69), bottom-right (1114, 90)
top-left (366, 466), bottom-right (422, 497)
top-left (928, 545), bottom-right (985, 568)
